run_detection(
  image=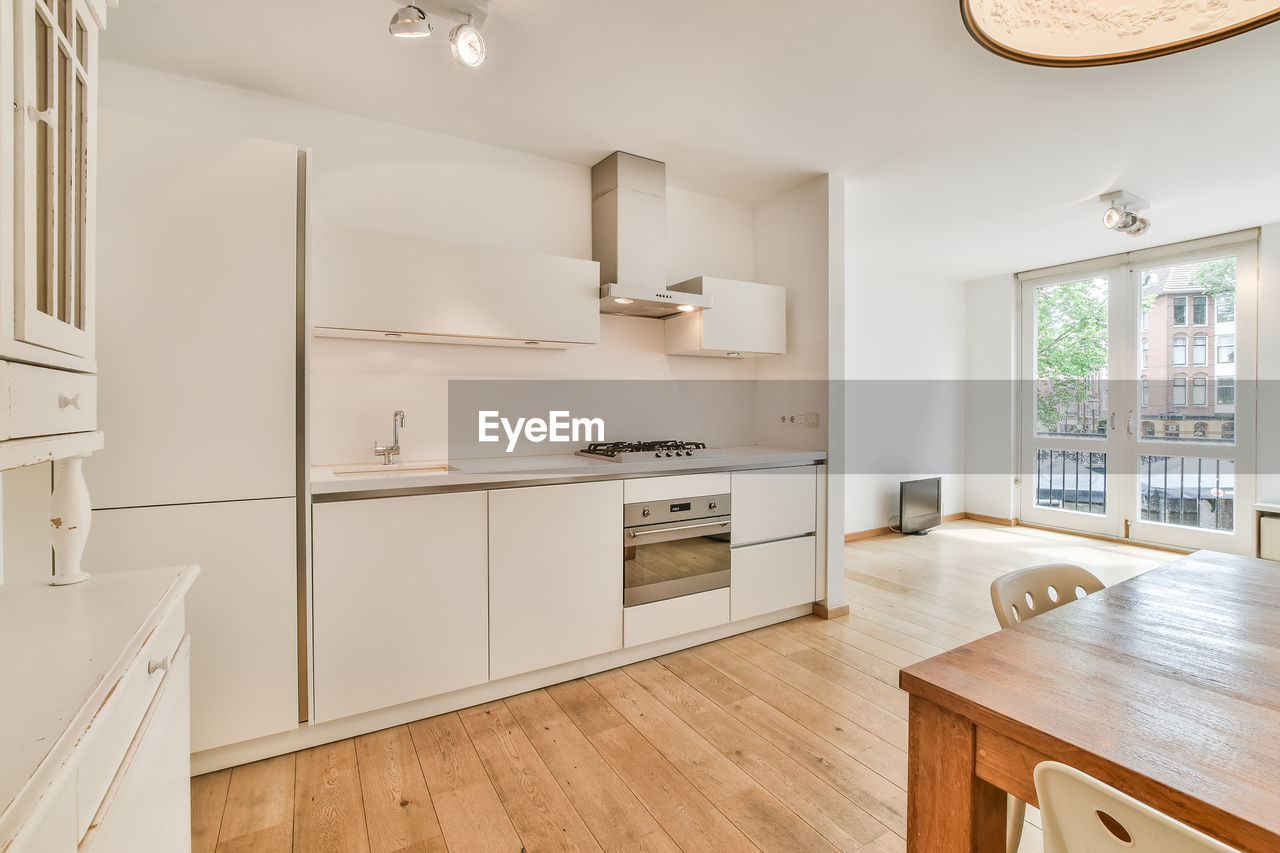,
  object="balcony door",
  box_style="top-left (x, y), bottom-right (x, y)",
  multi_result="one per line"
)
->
top-left (1019, 232), bottom-right (1257, 554)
